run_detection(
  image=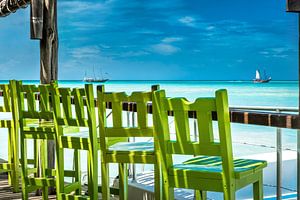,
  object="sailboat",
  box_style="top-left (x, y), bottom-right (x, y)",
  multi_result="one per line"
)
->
top-left (83, 67), bottom-right (109, 83)
top-left (253, 69), bottom-right (271, 83)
